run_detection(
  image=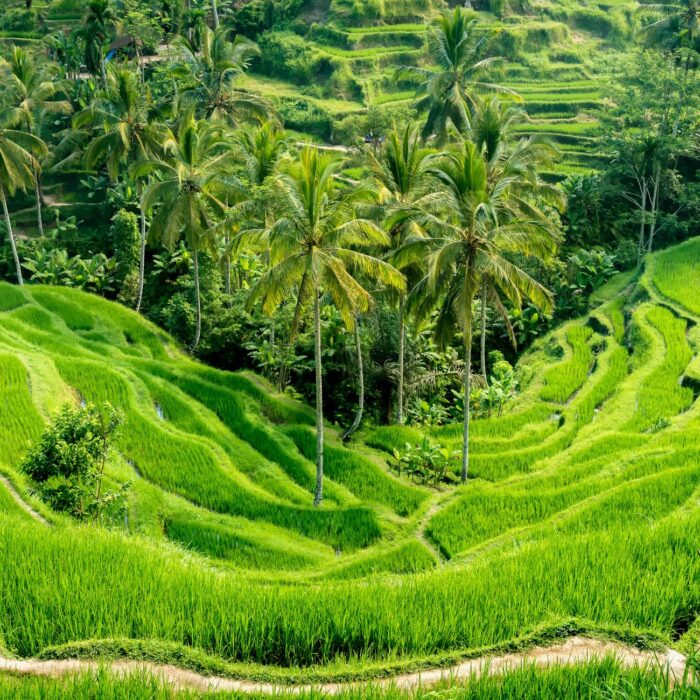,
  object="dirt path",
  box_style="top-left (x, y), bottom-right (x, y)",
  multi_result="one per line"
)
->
top-left (0, 637), bottom-right (687, 694)
top-left (0, 476), bottom-right (47, 525)
top-left (414, 487), bottom-right (462, 563)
